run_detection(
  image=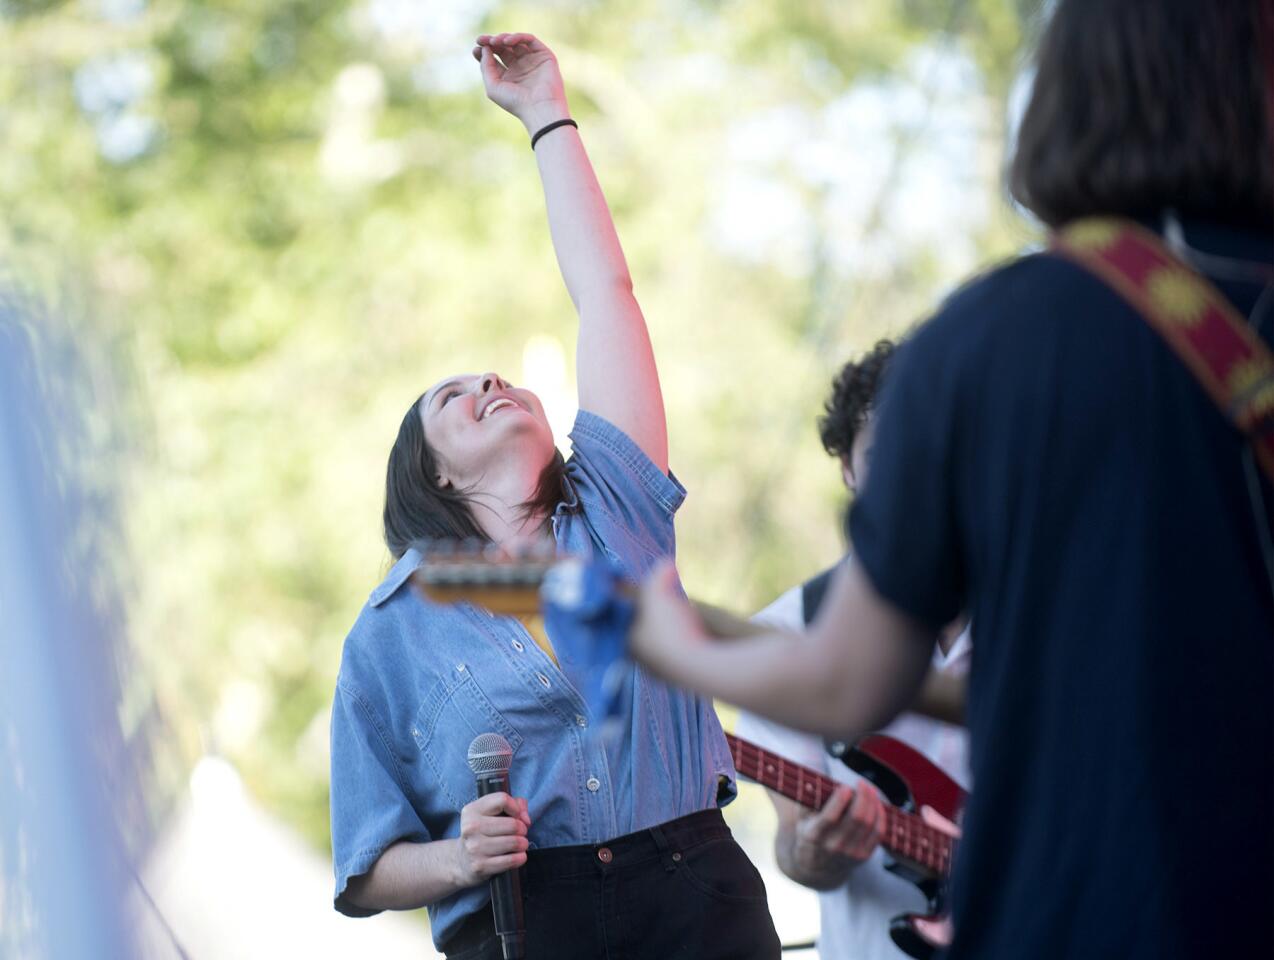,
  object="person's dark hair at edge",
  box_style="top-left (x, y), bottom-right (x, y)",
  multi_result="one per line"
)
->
top-left (1010, 0), bottom-right (1274, 230)
top-left (818, 339), bottom-right (896, 461)
top-left (383, 392), bottom-right (567, 559)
